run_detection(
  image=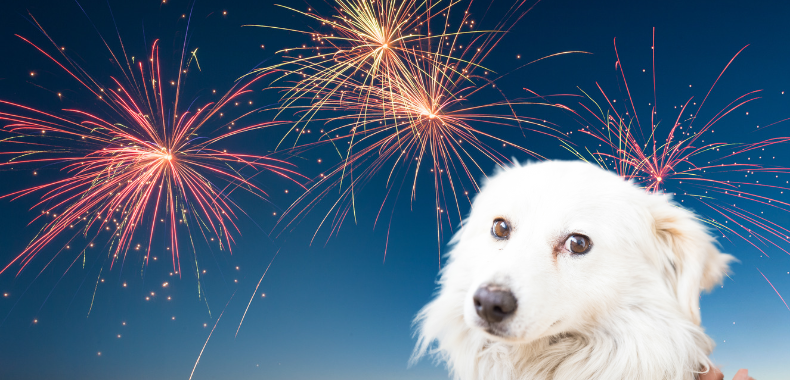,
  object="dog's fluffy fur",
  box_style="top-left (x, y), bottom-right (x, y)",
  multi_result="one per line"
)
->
top-left (413, 160), bottom-right (733, 380)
